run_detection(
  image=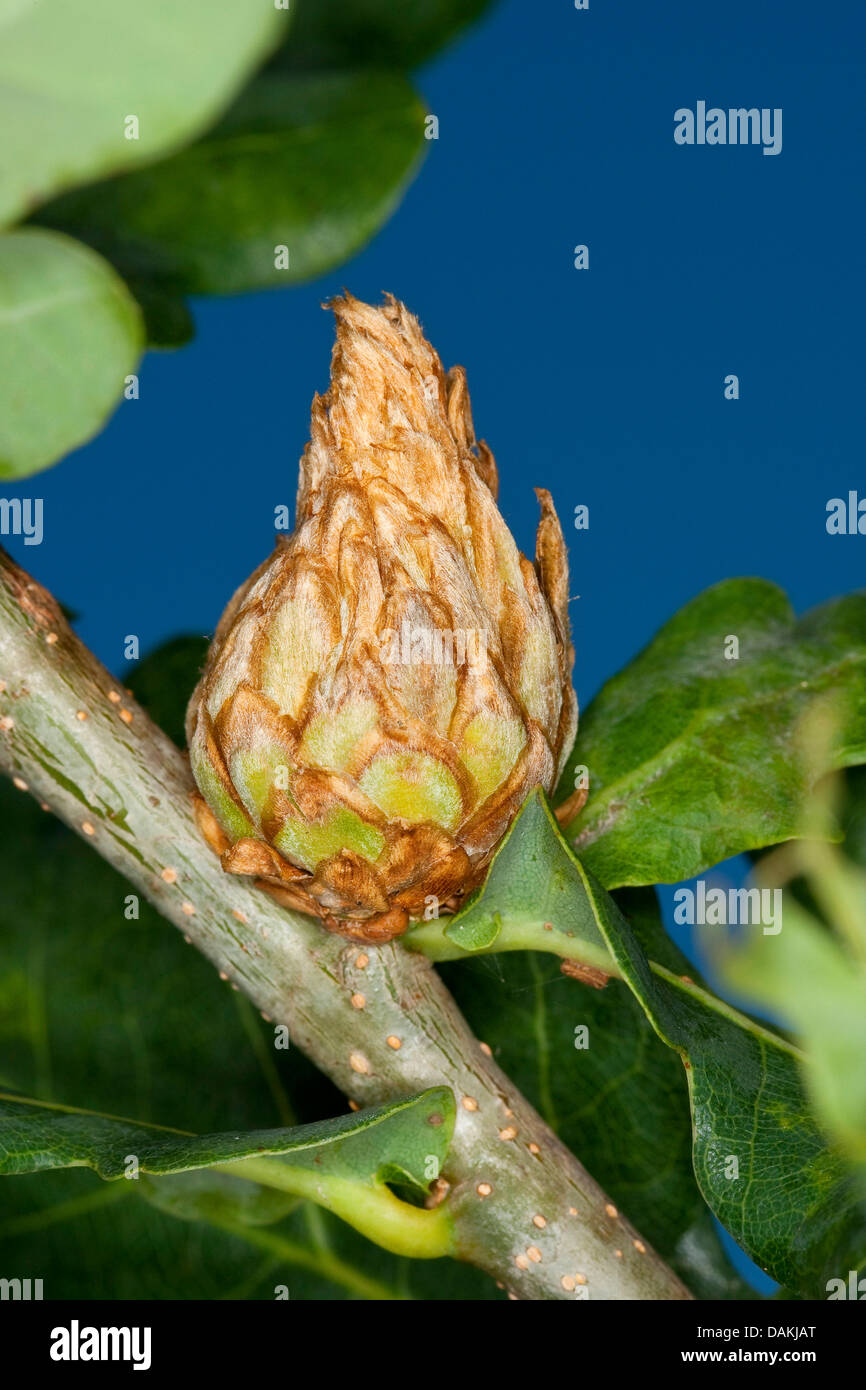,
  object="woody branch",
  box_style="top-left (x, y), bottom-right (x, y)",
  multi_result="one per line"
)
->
top-left (0, 548), bottom-right (690, 1301)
